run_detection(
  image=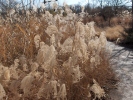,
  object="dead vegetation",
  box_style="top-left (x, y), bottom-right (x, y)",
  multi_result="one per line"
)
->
top-left (104, 25), bottom-right (127, 41)
top-left (0, 8), bottom-right (118, 100)
top-left (82, 13), bottom-right (132, 43)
